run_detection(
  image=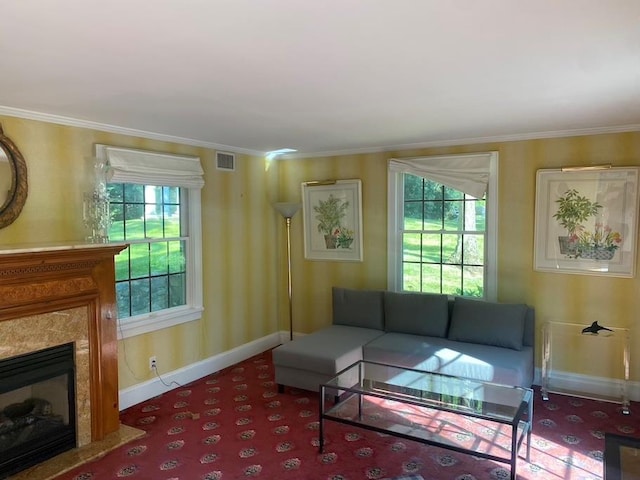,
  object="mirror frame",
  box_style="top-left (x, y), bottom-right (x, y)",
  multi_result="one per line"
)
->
top-left (0, 125), bottom-right (28, 228)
